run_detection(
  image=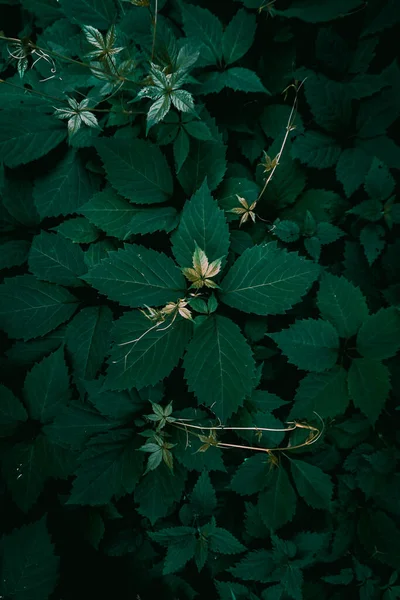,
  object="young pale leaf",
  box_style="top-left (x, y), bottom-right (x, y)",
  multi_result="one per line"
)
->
top-left (290, 459), bottom-right (333, 510)
top-left (258, 466), bottom-right (297, 531)
top-left (183, 315), bottom-right (255, 421)
top-left (222, 9), bottom-right (256, 65)
top-left (317, 273), bottom-right (369, 338)
top-left (67, 429), bottom-right (143, 506)
top-left (172, 179), bottom-right (230, 268)
top-left (290, 367), bottom-right (349, 419)
top-left (348, 358), bottom-right (391, 424)
top-left (23, 347), bottom-right (70, 423)
top-left (33, 150), bottom-right (98, 219)
top-left (0, 110), bottom-right (66, 168)
top-left (356, 307), bottom-right (400, 360)
top-left (29, 231), bottom-right (87, 287)
top-left (0, 518), bottom-right (59, 600)
top-left (220, 243), bottom-right (319, 316)
top-left (83, 244), bottom-right (186, 307)
top-left (269, 318), bottom-right (340, 372)
top-left (96, 138), bottom-right (173, 204)
top-left (106, 311), bottom-right (192, 390)
top-left (0, 275), bottom-right (78, 341)
top-left (66, 306), bottom-right (113, 381)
